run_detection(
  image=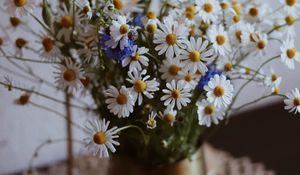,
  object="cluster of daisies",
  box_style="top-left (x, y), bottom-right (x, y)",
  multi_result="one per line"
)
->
top-left (1, 0), bottom-right (300, 159)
